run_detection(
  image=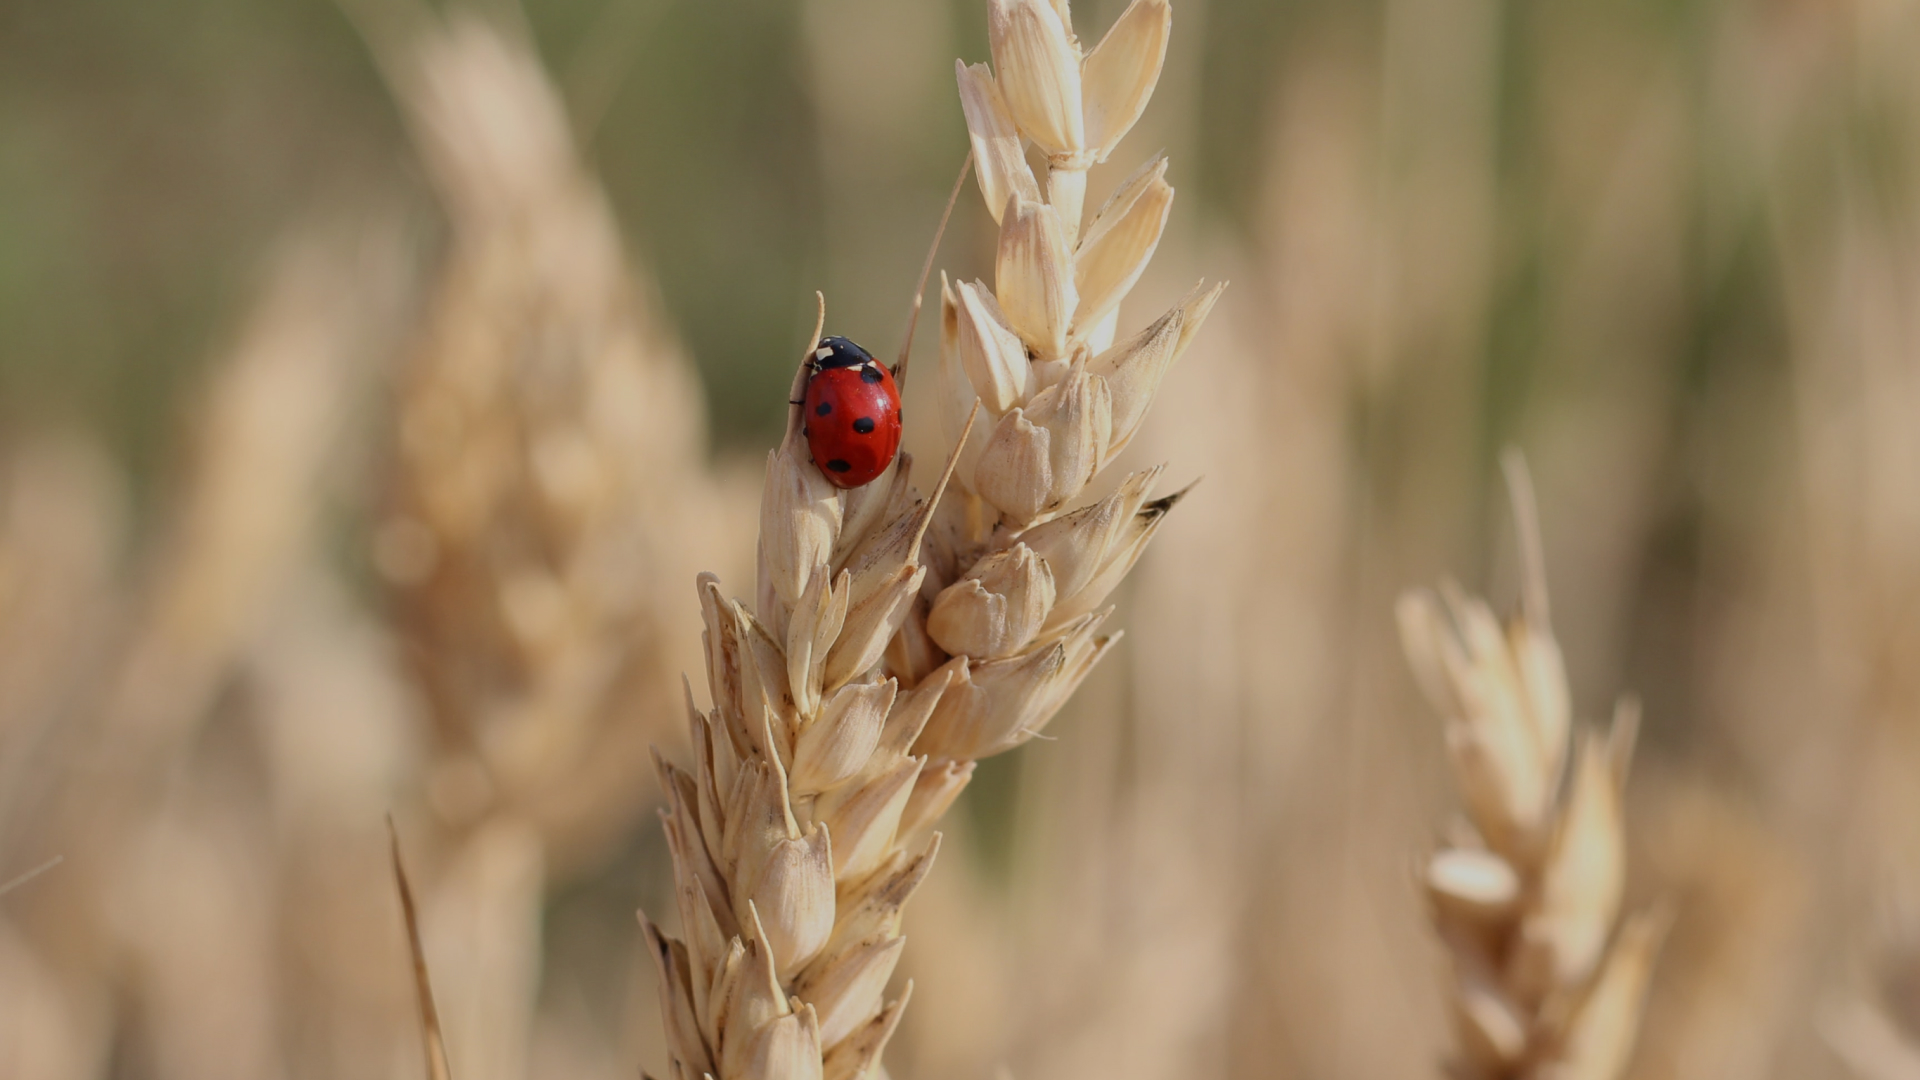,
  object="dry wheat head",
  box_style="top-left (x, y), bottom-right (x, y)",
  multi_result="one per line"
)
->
top-left (639, 2), bottom-right (1222, 1078)
top-left (1398, 455), bottom-right (1666, 1080)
